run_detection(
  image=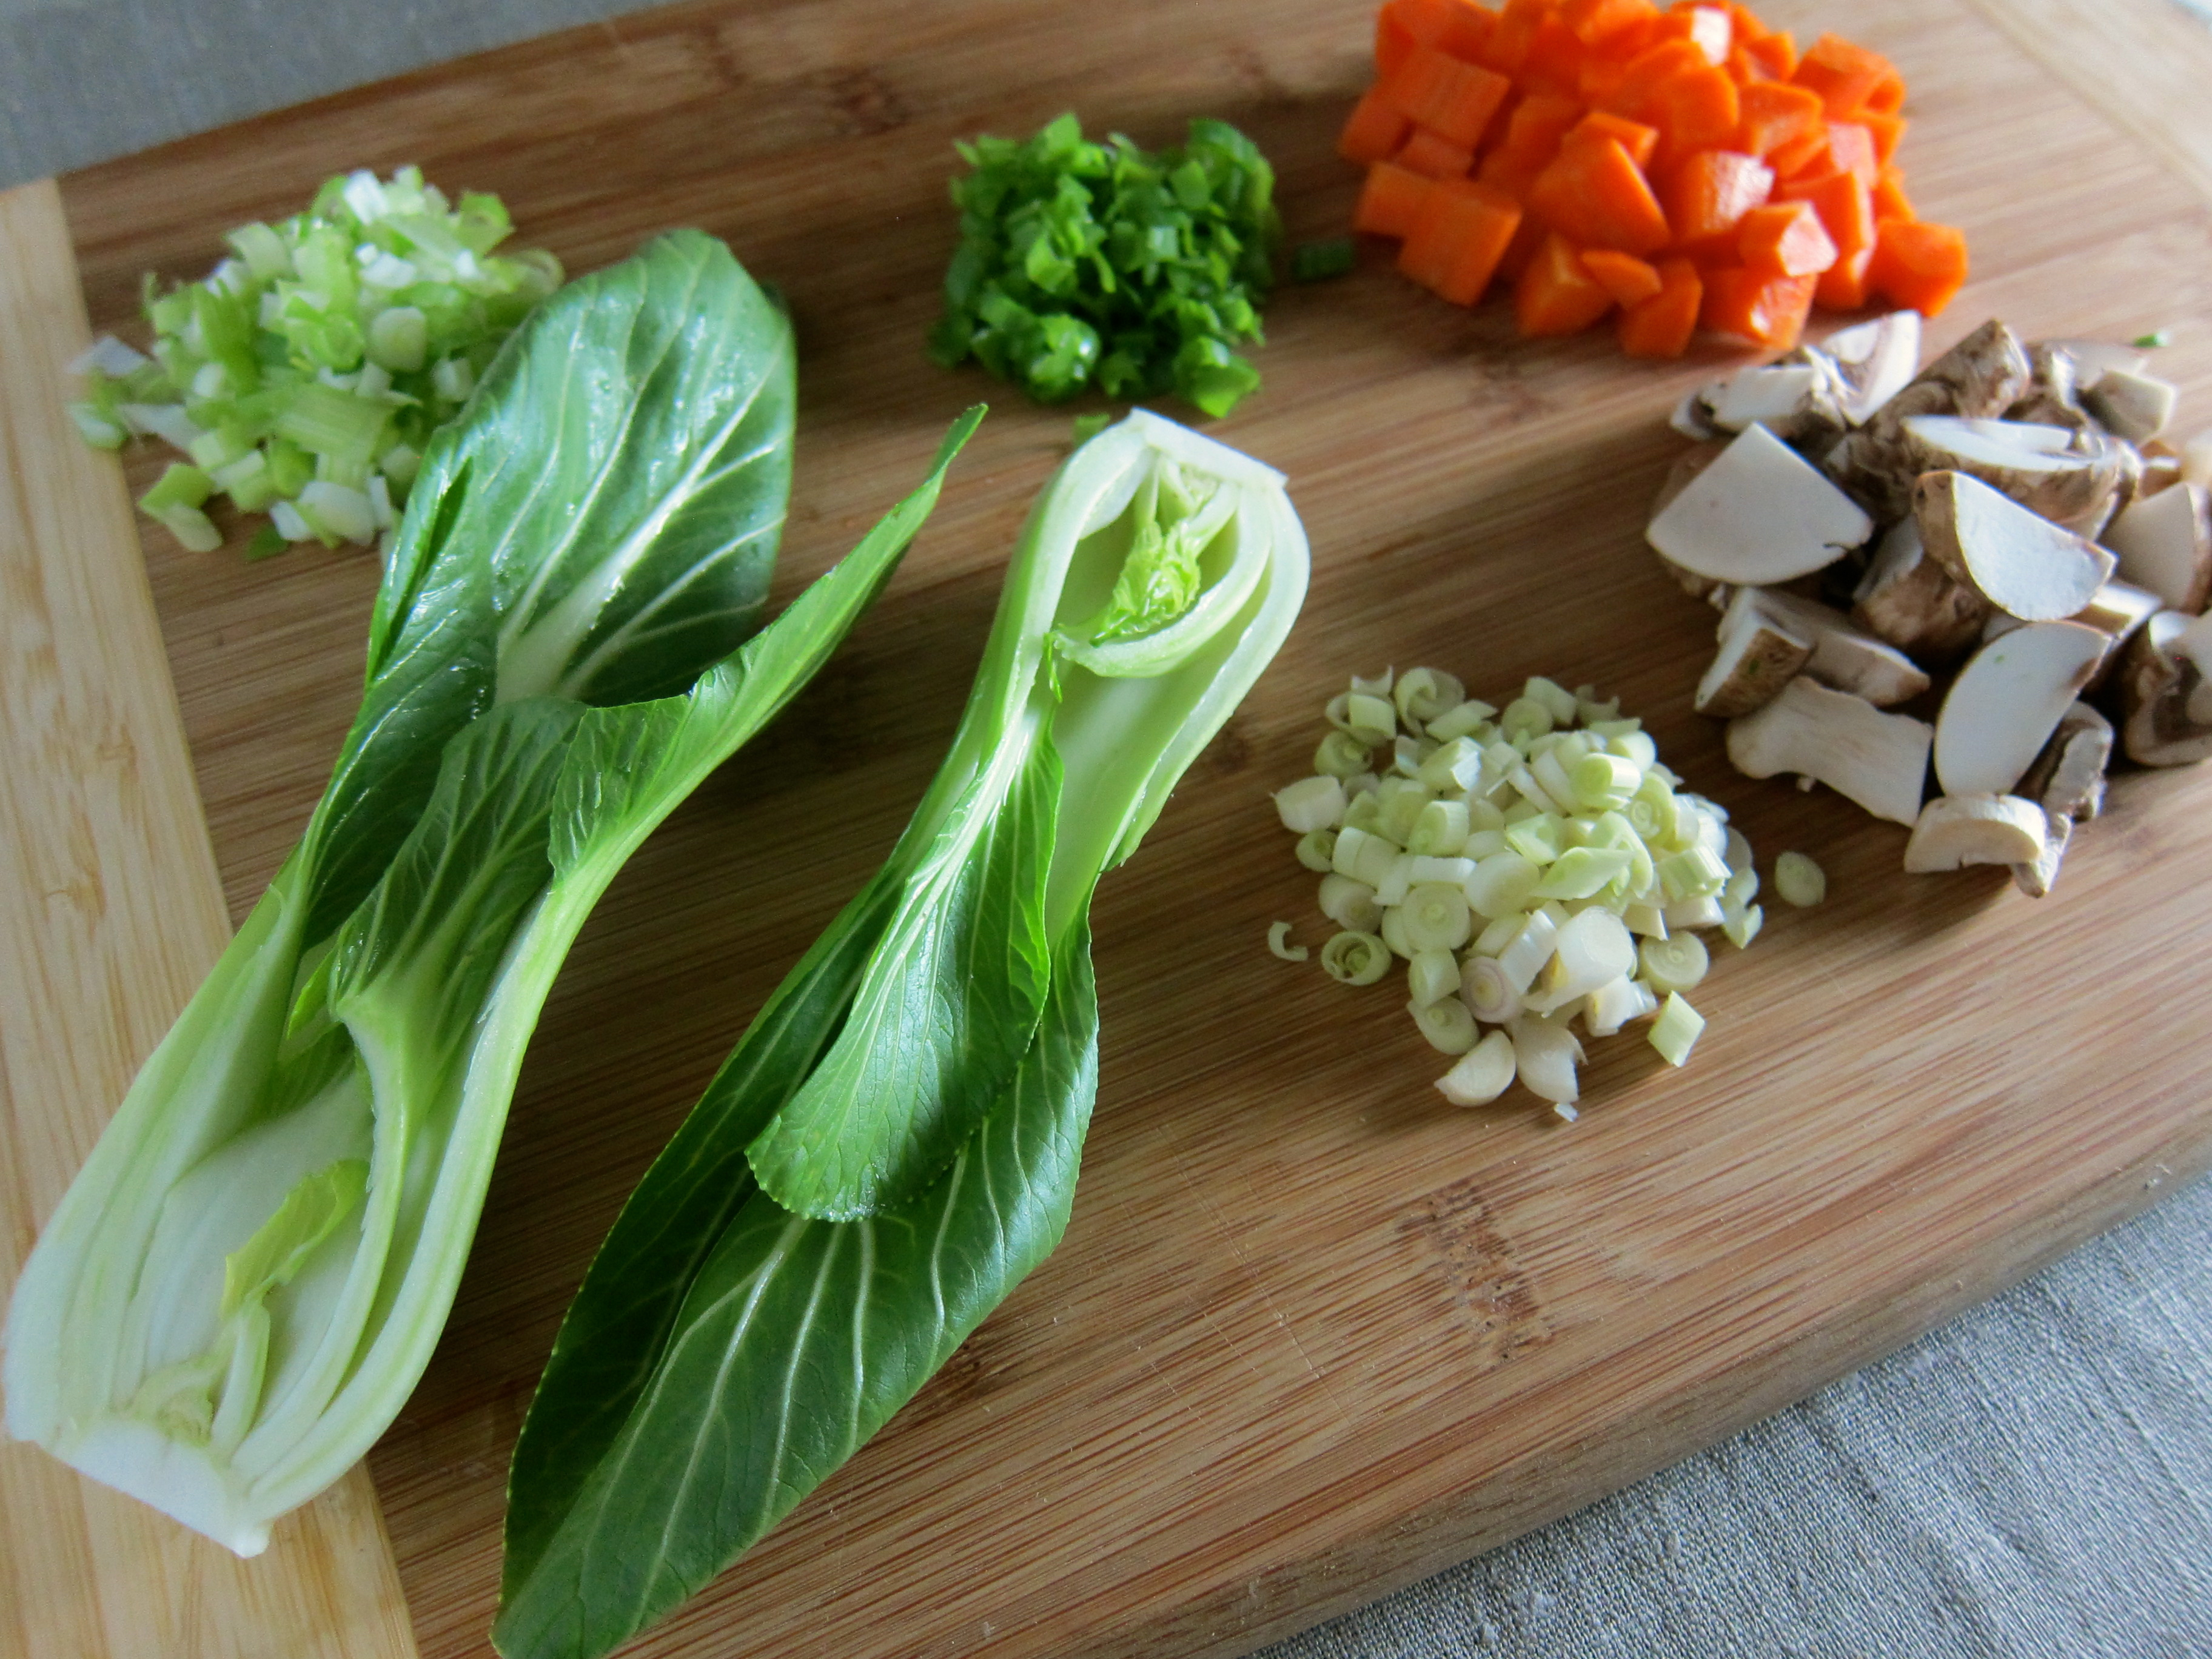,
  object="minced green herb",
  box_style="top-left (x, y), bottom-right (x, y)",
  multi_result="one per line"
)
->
top-left (927, 112), bottom-right (1281, 418)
